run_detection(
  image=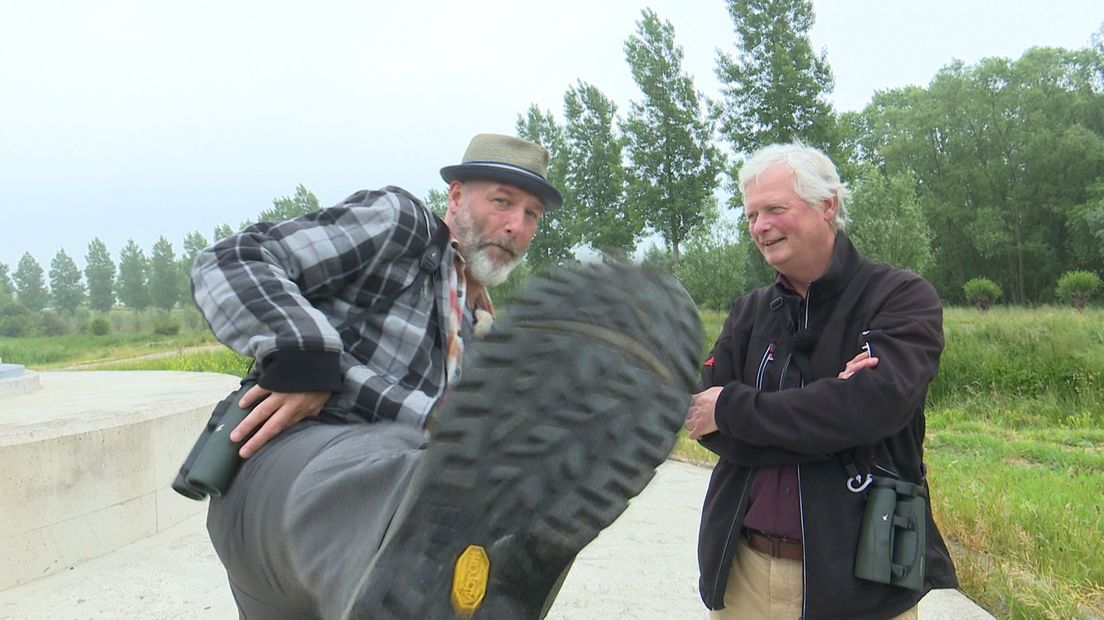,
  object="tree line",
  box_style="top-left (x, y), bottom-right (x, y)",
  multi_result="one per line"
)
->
top-left (501, 3), bottom-right (1104, 307)
top-left (3, 1), bottom-right (1103, 318)
top-left (0, 185), bottom-right (321, 332)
